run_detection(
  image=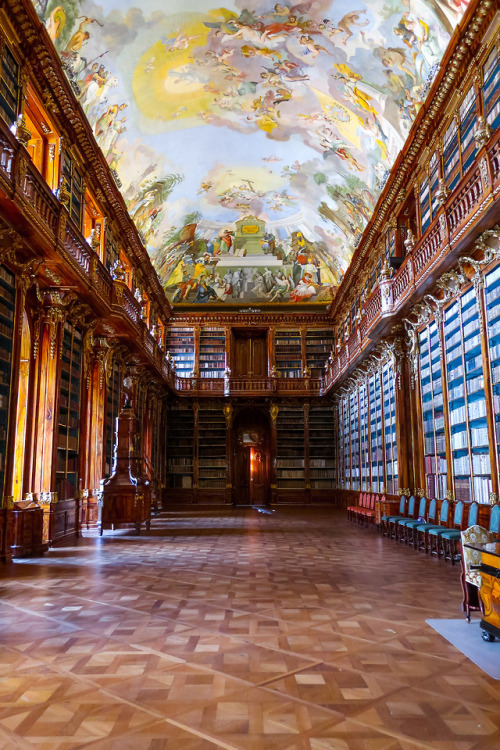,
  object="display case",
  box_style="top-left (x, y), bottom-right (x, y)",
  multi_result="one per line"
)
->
top-left (419, 320), bottom-right (448, 500)
top-left (309, 405), bottom-right (336, 490)
top-left (56, 321), bottom-right (82, 501)
top-left (166, 405), bottom-right (194, 489)
top-left (198, 406), bottom-right (226, 488)
top-left (199, 328), bottom-right (225, 378)
top-left (276, 406), bottom-right (305, 489)
top-left (167, 327), bottom-right (195, 377)
top-left (274, 329), bottom-right (302, 378)
top-left (0, 265), bottom-right (15, 501)
top-left (444, 288), bottom-right (491, 503)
